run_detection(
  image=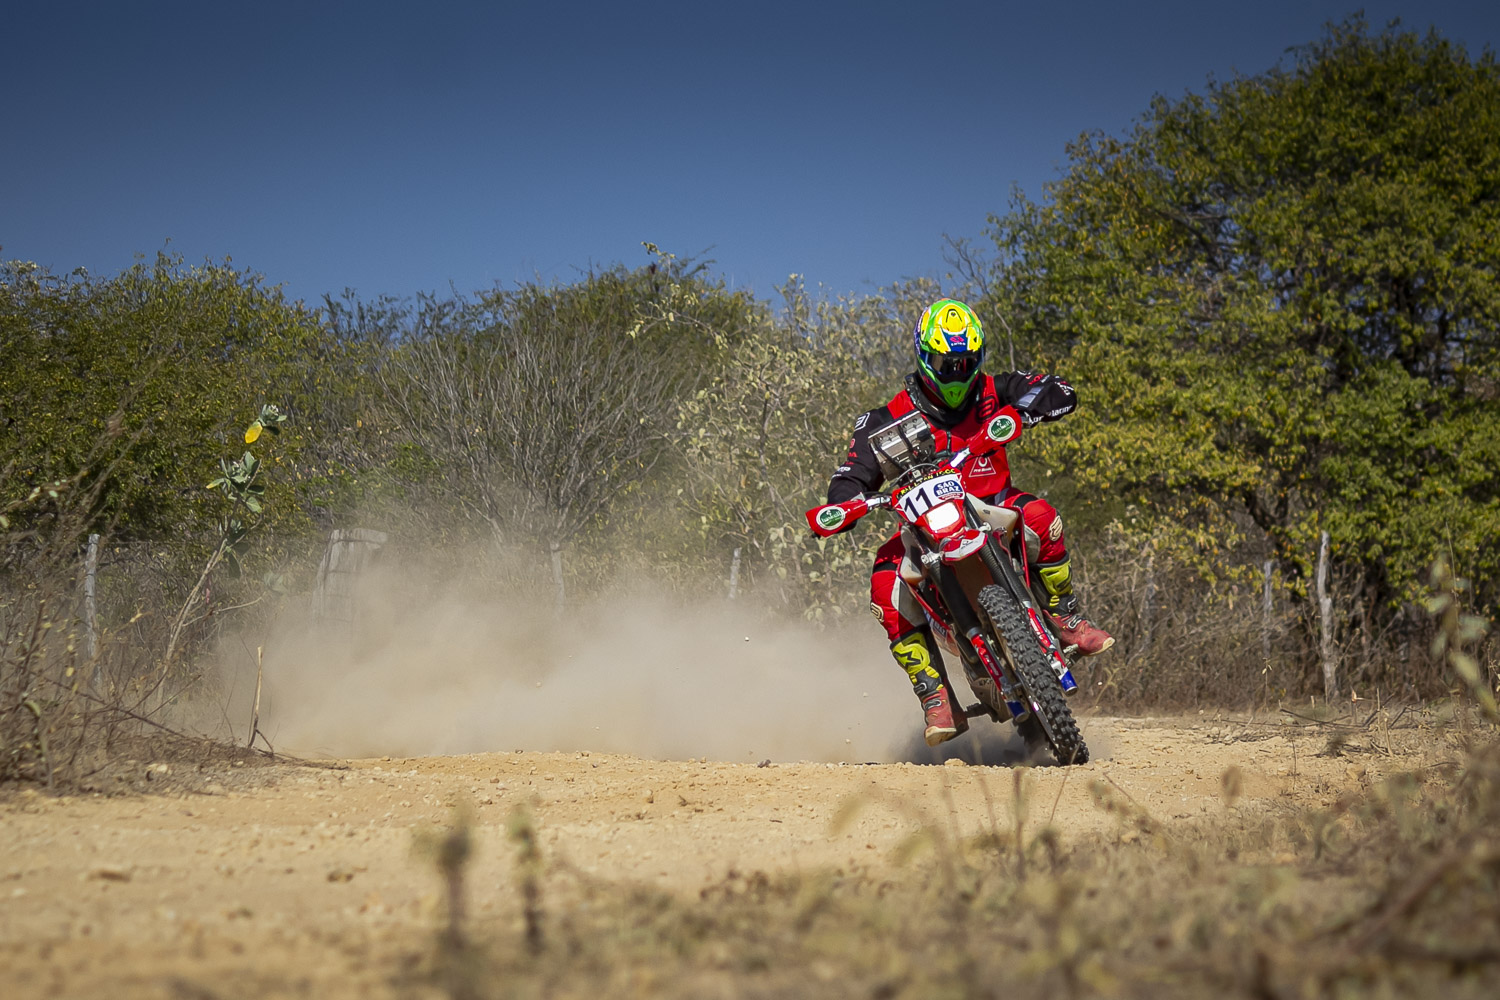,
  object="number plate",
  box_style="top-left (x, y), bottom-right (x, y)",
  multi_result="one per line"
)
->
top-left (895, 473), bottom-right (964, 522)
